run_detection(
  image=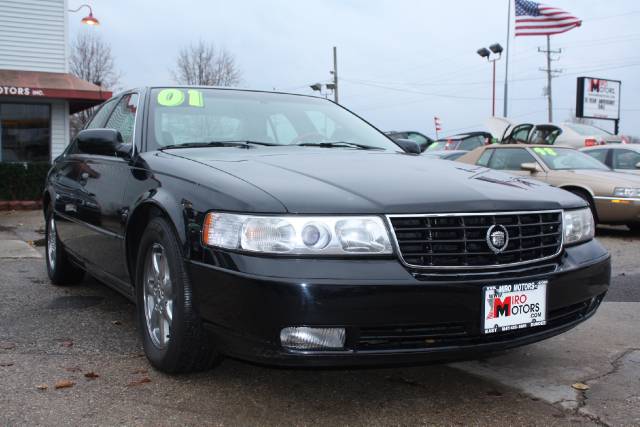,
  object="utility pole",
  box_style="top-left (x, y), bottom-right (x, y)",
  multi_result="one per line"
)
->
top-left (503, 0), bottom-right (511, 117)
top-left (332, 46), bottom-right (339, 103)
top-left (538, 35), bottom-right (562, 122)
